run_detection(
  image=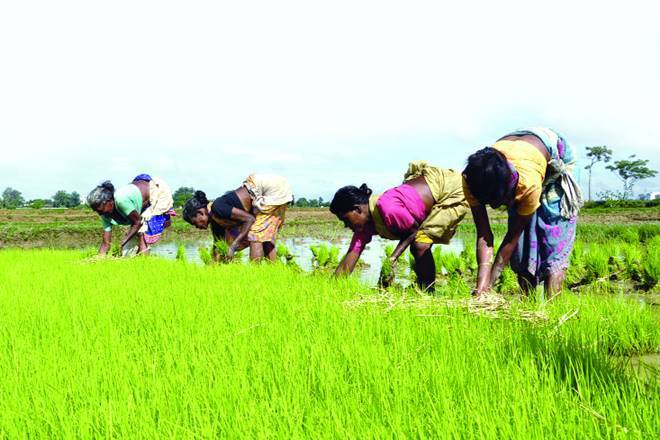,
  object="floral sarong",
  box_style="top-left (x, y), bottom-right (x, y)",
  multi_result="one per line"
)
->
top-left (248, 204), bottom-right (287, 243)
top-left (508, 129), bottom-right (581, 281)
